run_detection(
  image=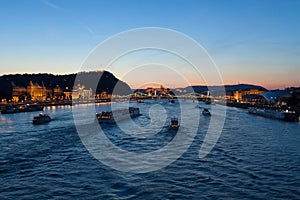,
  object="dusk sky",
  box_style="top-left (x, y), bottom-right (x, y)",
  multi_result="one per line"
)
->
top-left (0, 0), bottom-right (299, 89)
